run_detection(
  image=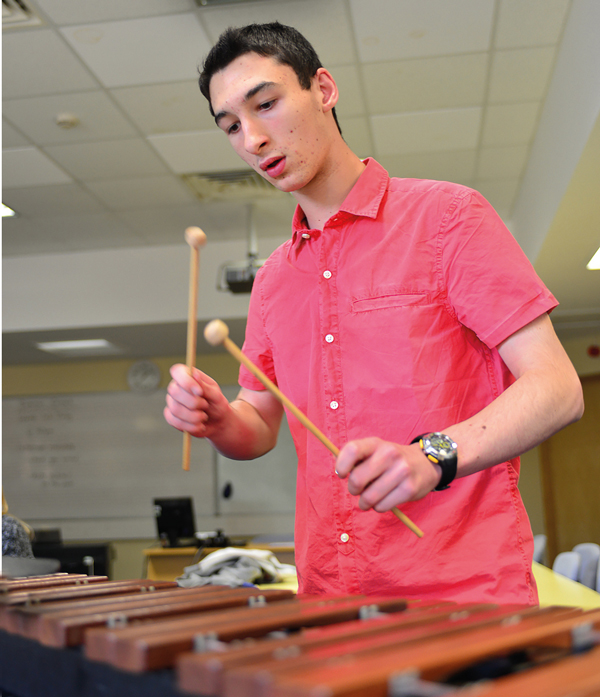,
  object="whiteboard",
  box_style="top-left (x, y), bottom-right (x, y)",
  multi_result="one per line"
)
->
top-left (2, 391), bottom-right (216, 524)
top-left (216, 387), bottom-right (297, 515)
